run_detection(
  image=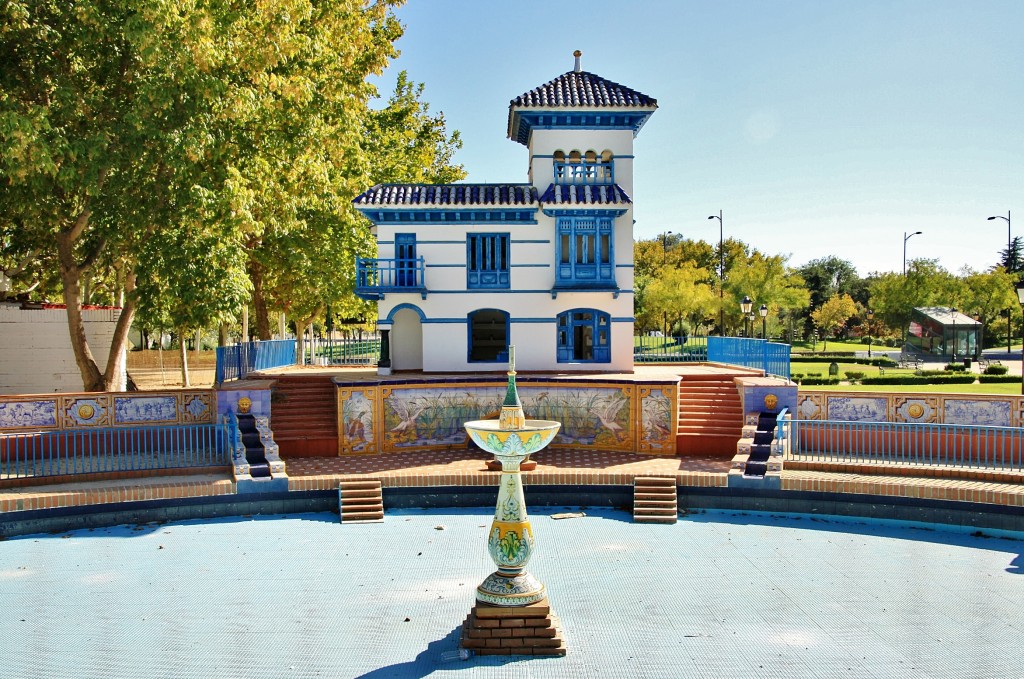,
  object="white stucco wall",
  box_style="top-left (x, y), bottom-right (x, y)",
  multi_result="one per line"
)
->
top-left (0, 304), bottom-right (126, 394)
